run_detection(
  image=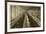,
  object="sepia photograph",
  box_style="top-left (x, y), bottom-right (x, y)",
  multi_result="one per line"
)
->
top-left (7, 2), bottom-right (44, 32)
top-left (10, 6), bottom-right (41, 28)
